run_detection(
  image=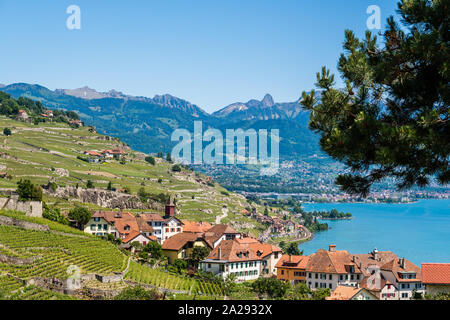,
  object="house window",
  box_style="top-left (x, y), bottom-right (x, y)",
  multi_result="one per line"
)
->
top-left (281, 270), bottom-right (285, 275)
top-left (90, 224), bottom-right (95, 231)
top-left (208, 263), bottom-right (211, 268)
top-left (171, 228), bottom-right (175, 232)
top-left (402, 293), bottom-right (408, 298)
top-left (93, 217), bottom-right (100, 222)
top-left (329, 274), bottom-right (332, 280)
top-left (357, 274), bottom-right (360, 280)
top-left (315, 273), bottom-right (318, 279)
top-left (219, 265), bottom-right (224, 272)
top-left (339, 275), bottom-right (343, 281)
top-left (274, 252), bottom-right (279, 259)
top-left (97, 224), bottom-right (102, 230)
top-left (176, 228), bottom-right (181, 232)
top-left (351, 275), bottom-right (354, 280)
top-left (103, 224), bottom-right (108, 230)
top-left (329, 283), bottom-right (332, 289)
top-left (165, 228), bottom-right (169, 233)
top-left (308, 273), bottom-right (312, 278)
